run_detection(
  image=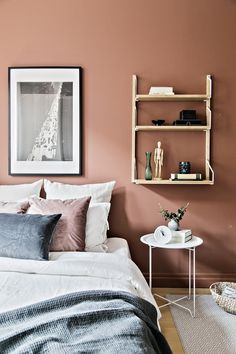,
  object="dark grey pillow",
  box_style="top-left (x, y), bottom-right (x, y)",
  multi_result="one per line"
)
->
top-left (0, 213), bottom-right (61, 260)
